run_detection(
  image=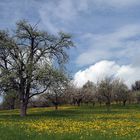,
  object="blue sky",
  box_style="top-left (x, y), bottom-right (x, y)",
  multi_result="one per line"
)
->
top-left (1, 0), bottom-right (140, 87)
